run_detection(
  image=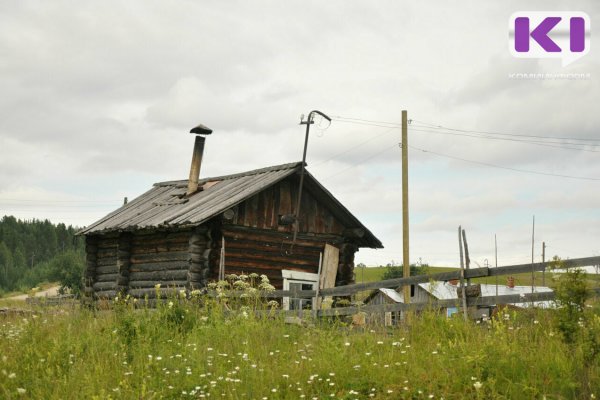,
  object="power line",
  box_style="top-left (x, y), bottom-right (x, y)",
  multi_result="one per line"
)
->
top-left (312, 127), bottom-right (397, 167)
top-left (409, 126), bottom-right (600, 153)
top-left (411, 119), bottom-right (600, 142)
top-left (409, 144), bottom-right (600, 181)
top-left (331, 114), bottom-right (600, 144)
top-left (330, 115), bottom-right (402, 127)
top-left (322, 142), bottom-right (398, 181)
top-left (331, 118), bottom-right (401, 129)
